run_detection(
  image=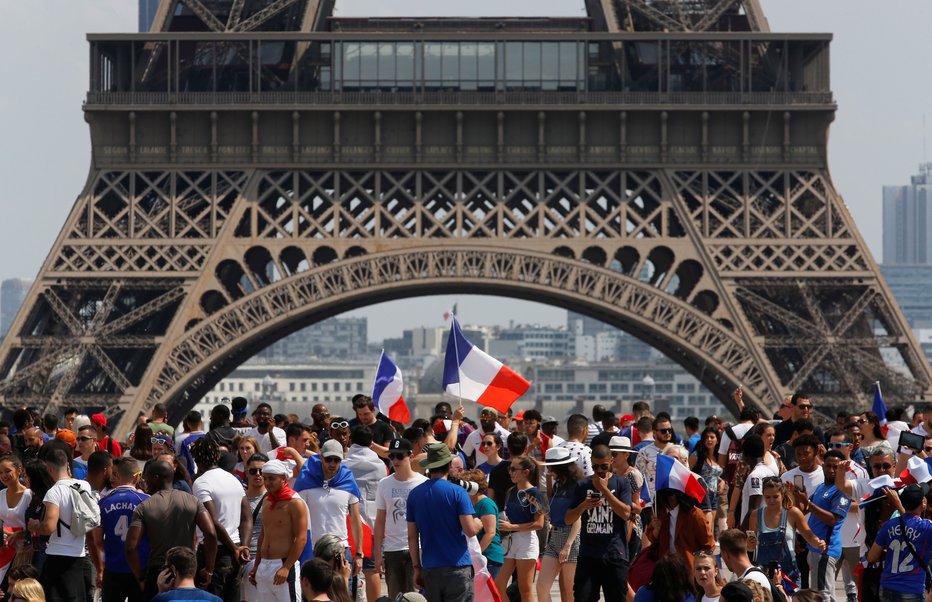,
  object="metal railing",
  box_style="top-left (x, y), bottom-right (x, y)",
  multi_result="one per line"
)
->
top-left (86, 90), bottom-right (834, 107)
